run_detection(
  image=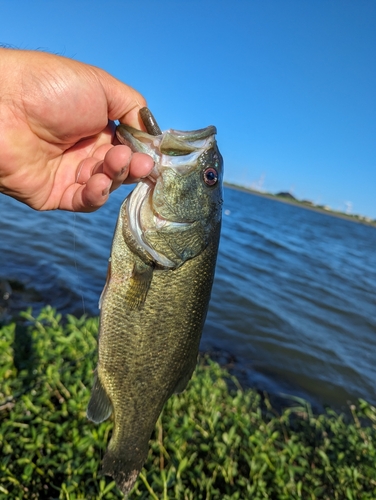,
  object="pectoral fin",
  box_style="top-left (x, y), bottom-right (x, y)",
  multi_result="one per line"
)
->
top-left (87, 372), bottom-right (113, 423)
top-left (124, 261), bottom-right (154, 309)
